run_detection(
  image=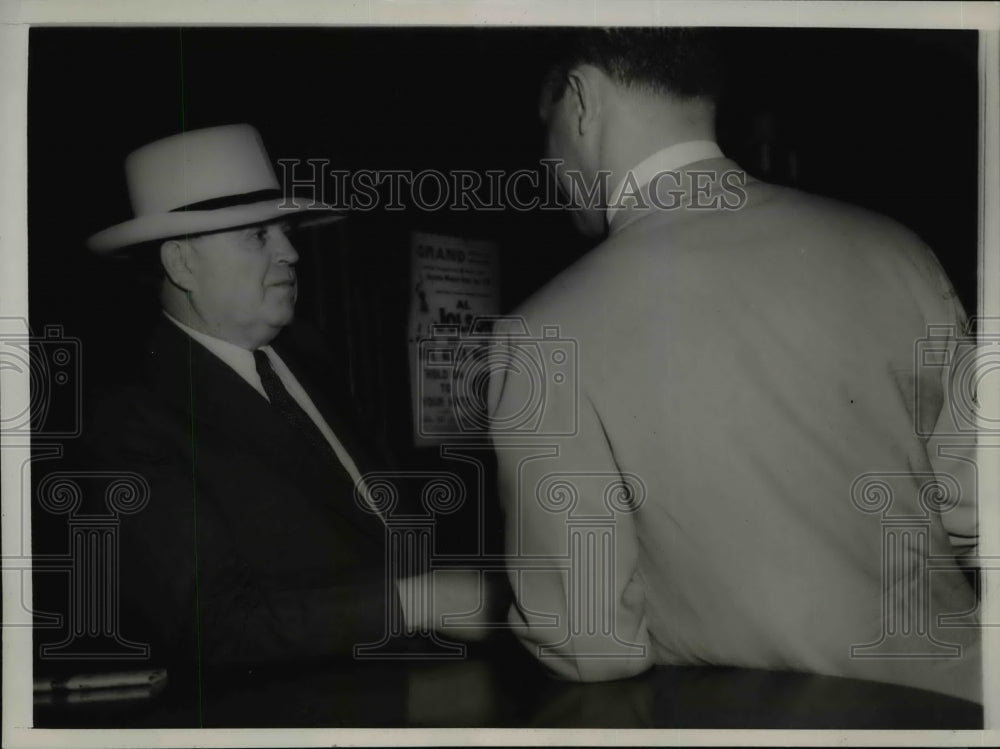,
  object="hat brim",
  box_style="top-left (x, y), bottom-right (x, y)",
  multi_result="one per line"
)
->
top-left (85, 198), bottom-right (346, 254)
